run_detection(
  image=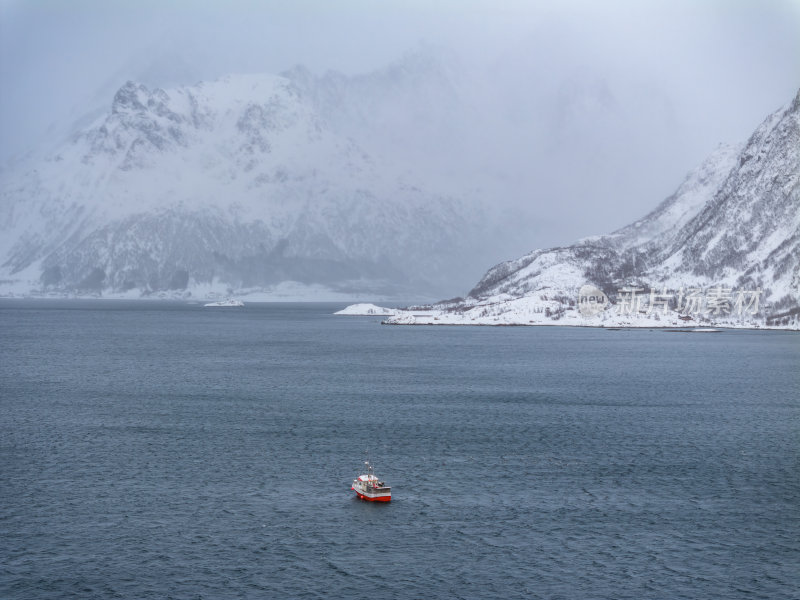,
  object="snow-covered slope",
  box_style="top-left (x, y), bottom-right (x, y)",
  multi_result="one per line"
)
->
top-left (334, 303), bottom-right (397, 316)
top-left (0, 73), bottom-right (478, 298)
top-left (384, 88), bottom-right (800, 329)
